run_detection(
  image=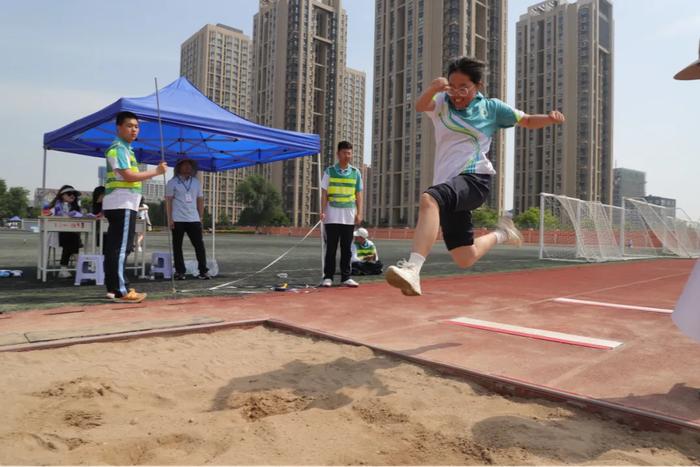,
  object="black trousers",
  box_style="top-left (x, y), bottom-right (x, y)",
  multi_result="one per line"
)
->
top-left (104, 209), bottom-right (136, 297)
top-left (352, 260), bottom-right (384, 276)
top-left (172, 222), bottom-right (208, 275)
top-left (58, 232), bottom-right (82, 266)
top-left (323, 223), bottom-right (354, 281)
